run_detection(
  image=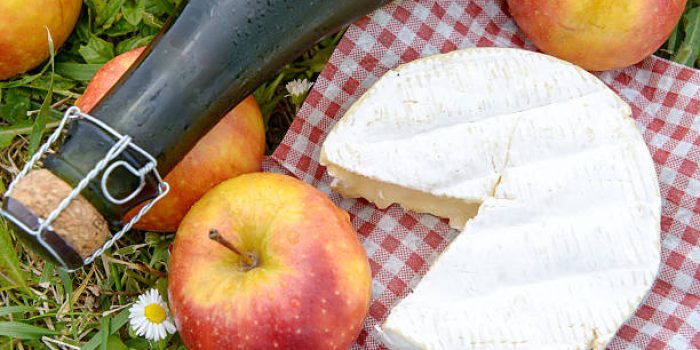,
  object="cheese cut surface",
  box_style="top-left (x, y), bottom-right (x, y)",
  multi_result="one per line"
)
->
top-left (319, 48), bottom-right (661, 349)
